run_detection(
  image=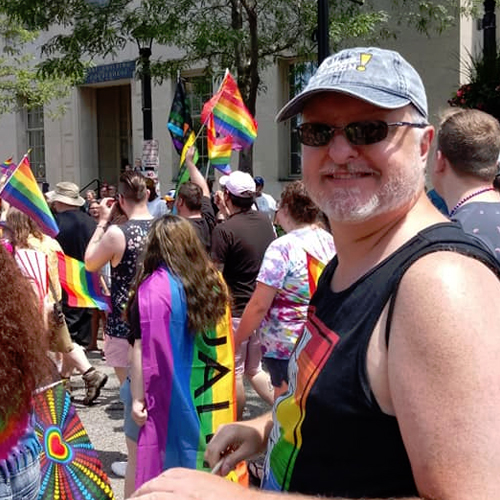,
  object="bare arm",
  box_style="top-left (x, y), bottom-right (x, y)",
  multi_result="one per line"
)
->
top-left (131, 339), bottom-right (147, 426)
top-left (389, 252), bottom-right (500, 500)
top-left (234, 282), bottom-right (277, 346)
top-left (185, 146), bottom-right (210, 197)
top-left (85, 224), bottom-right (124, 271)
